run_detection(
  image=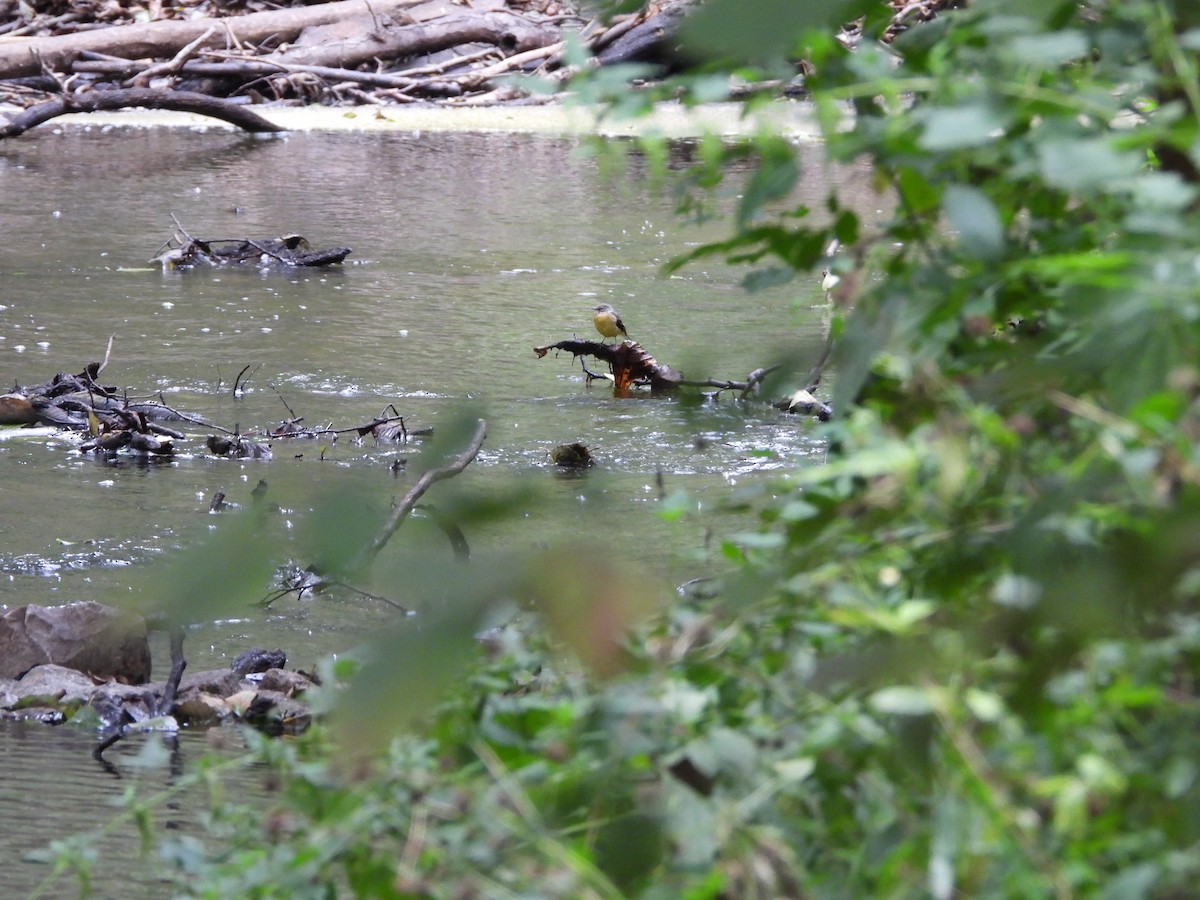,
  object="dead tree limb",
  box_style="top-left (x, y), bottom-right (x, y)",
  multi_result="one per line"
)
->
top-left (534, 338), bottom-right (682, 395)
top-left (0, 88), bottom-right (285, 138)
top-left (366, 418), bottom-right (487, 560)
top-left (678, 364), bottom-right (781, 397)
